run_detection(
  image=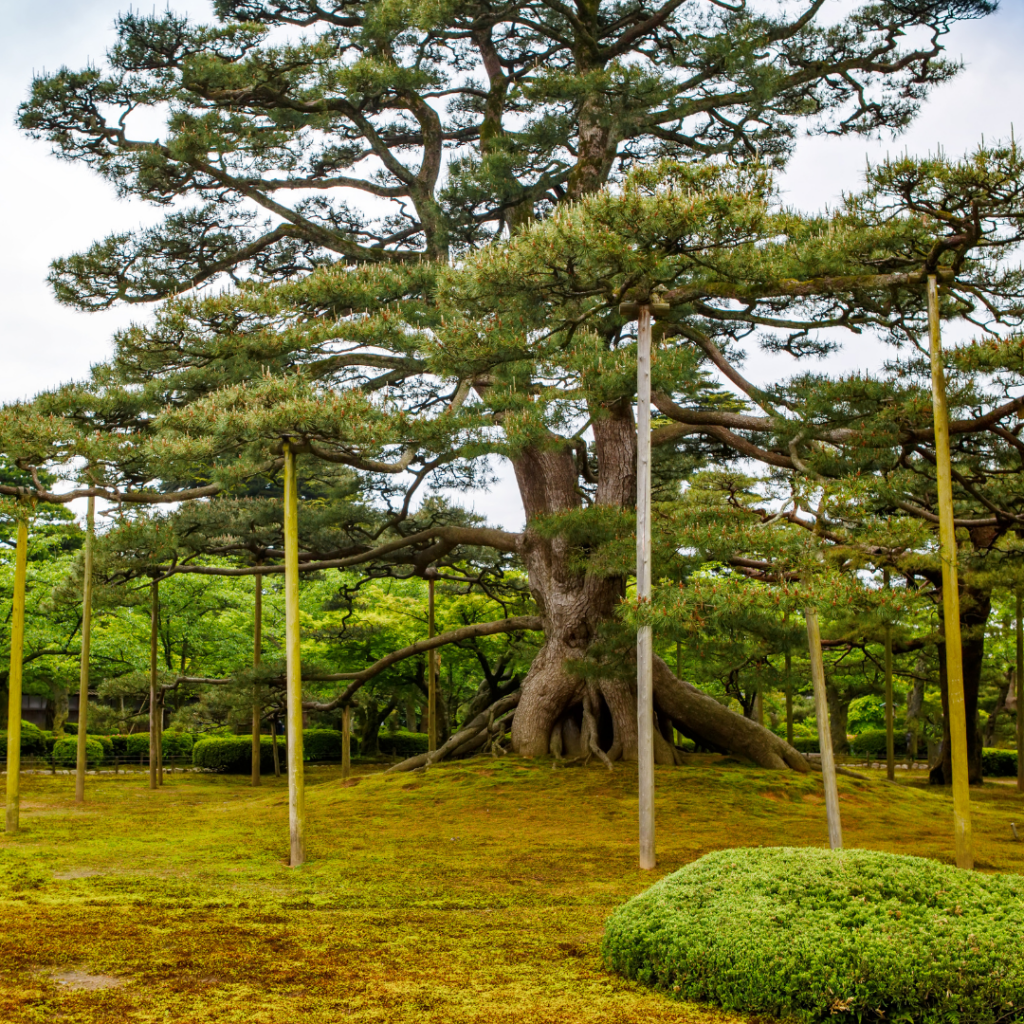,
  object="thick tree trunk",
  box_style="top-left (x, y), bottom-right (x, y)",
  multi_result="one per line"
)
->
top-left (507, 405), bottom-right (808, 771)
top-left (930, 586), bottom-right (989, 786)
top-left (825, 682), bottom-right (850, 756)
top-left (905, 662), bottom-right (926, 761)
top-left (983, 670), bottom-right (1012, 747)
top-left (50, 685), bottom-right (69, 737)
